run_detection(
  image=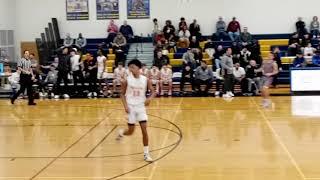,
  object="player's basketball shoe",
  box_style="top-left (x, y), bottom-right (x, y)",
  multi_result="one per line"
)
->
top-left (144, 153), bottom-right (153, 162)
